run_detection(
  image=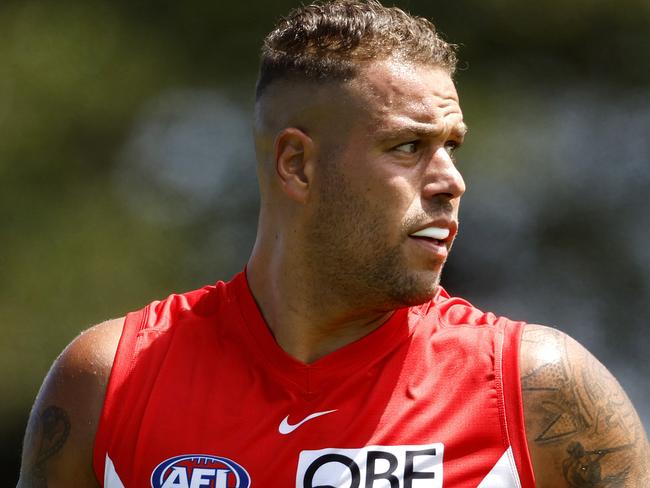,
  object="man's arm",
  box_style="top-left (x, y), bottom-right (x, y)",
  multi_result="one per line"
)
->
top-left (521, 324), bottom-right (650, 487)
top-left (17, 318), bottom-right (124, 488)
